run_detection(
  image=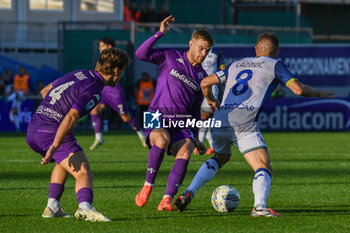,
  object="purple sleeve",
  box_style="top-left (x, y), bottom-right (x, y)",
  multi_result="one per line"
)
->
top-left (71, 83), bottom-right (101, 116)
top-left (135, 30), bottom-right (165, 64)
top-left (71, 92), bottom-right (100, 117)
